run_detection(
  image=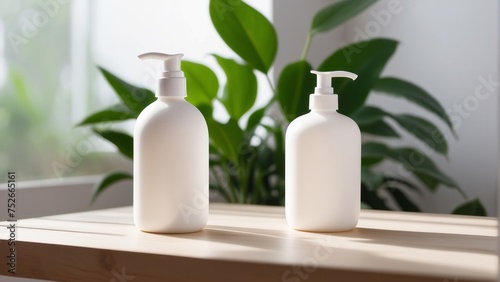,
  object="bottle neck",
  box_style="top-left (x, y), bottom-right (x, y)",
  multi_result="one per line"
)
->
top-left (309, 94), bottom-right (338, 110)
top-left (158, 96), bottom-right (185, 102)
top-left (311, 108), bottom-right (337, 112)
top-left (156, 76), bottom-right (186, 97)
